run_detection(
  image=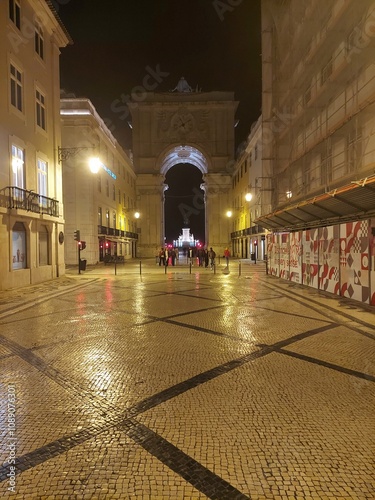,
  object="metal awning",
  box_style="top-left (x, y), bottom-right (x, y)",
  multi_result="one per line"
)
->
top-left (256, 175), bottom-right (375, 231)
